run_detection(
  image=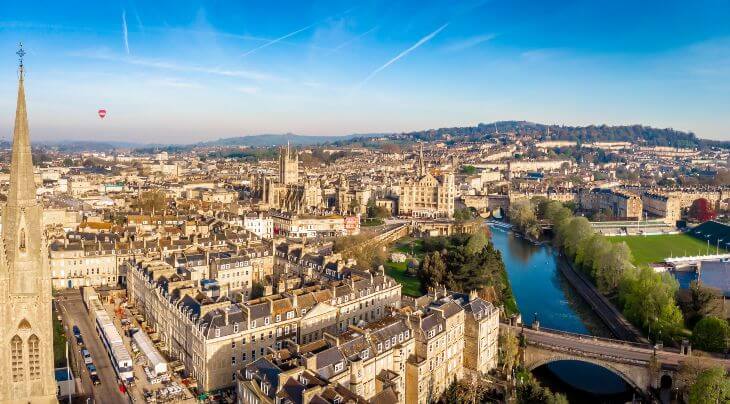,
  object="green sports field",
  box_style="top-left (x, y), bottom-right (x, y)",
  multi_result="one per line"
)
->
top-left (608, 233), bottom-right (725, 266)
